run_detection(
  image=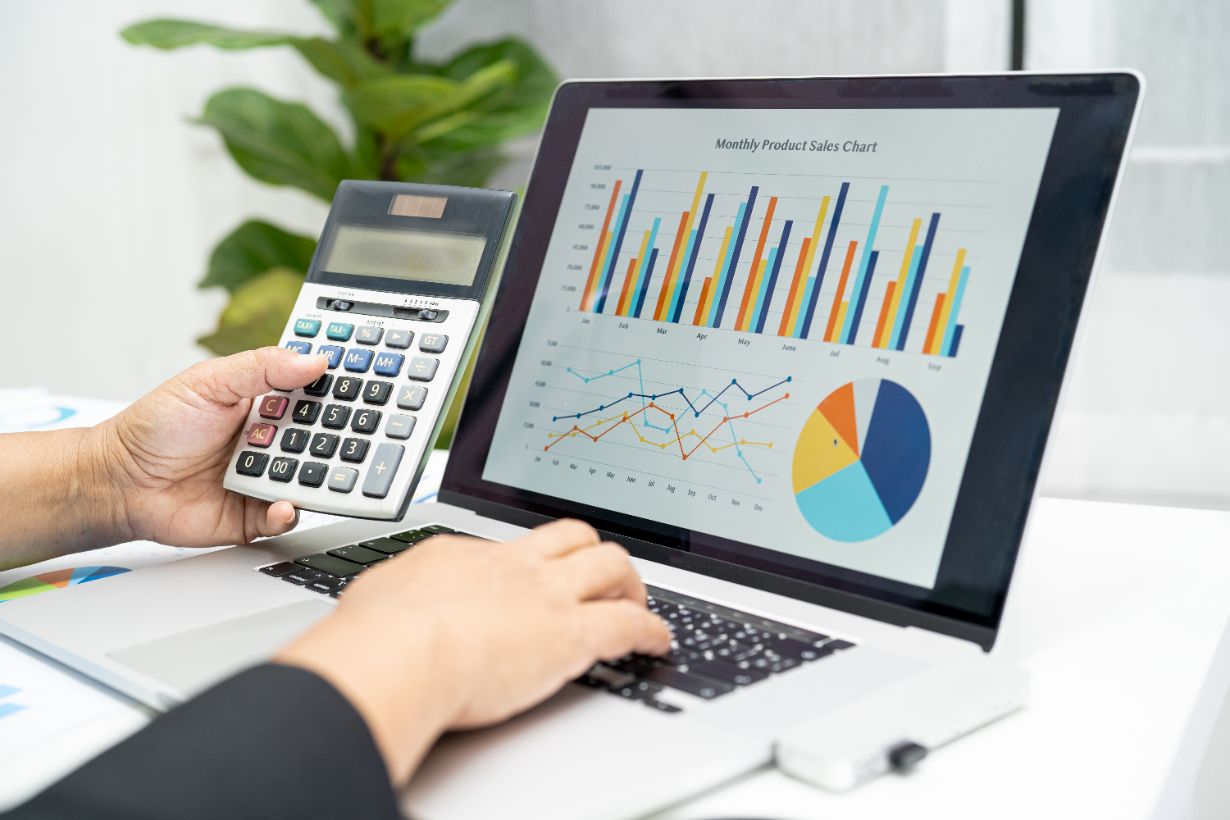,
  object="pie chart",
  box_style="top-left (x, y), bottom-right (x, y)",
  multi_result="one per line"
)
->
top-left (792, 379), bottom-right (930, 542)
top-left (0, 566), bottom-right (129, 603)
